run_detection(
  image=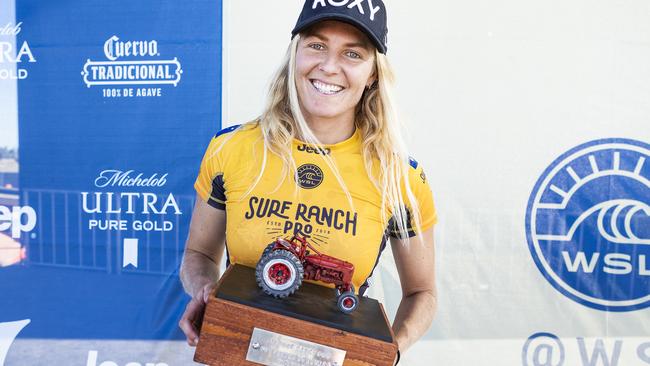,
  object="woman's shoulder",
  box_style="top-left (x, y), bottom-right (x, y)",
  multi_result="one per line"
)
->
top-left (210, 120), bottom-right (262, 149)
top-left (213, 120), bottom-right (260, 140)
top-left (202, 121), bottom-right (262, 171)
